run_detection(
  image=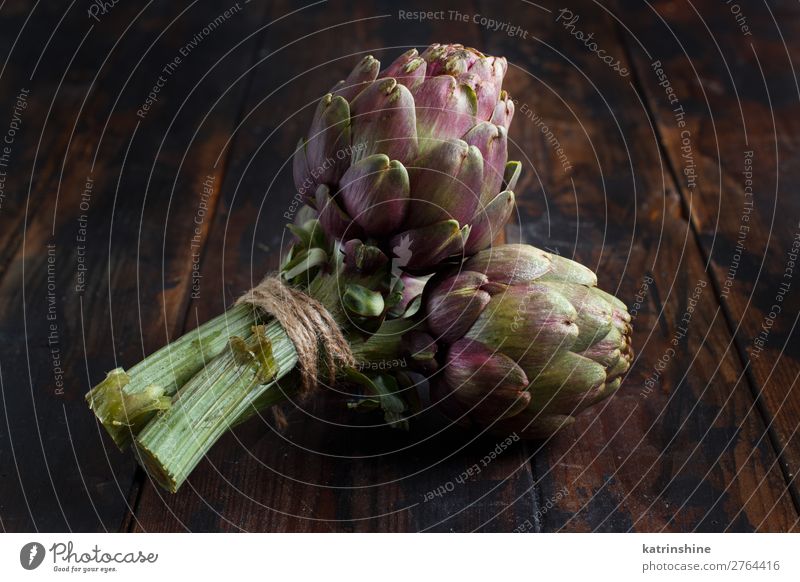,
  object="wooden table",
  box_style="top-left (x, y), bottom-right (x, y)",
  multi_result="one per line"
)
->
top-left (1, 0), bottom-right (798, 532)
